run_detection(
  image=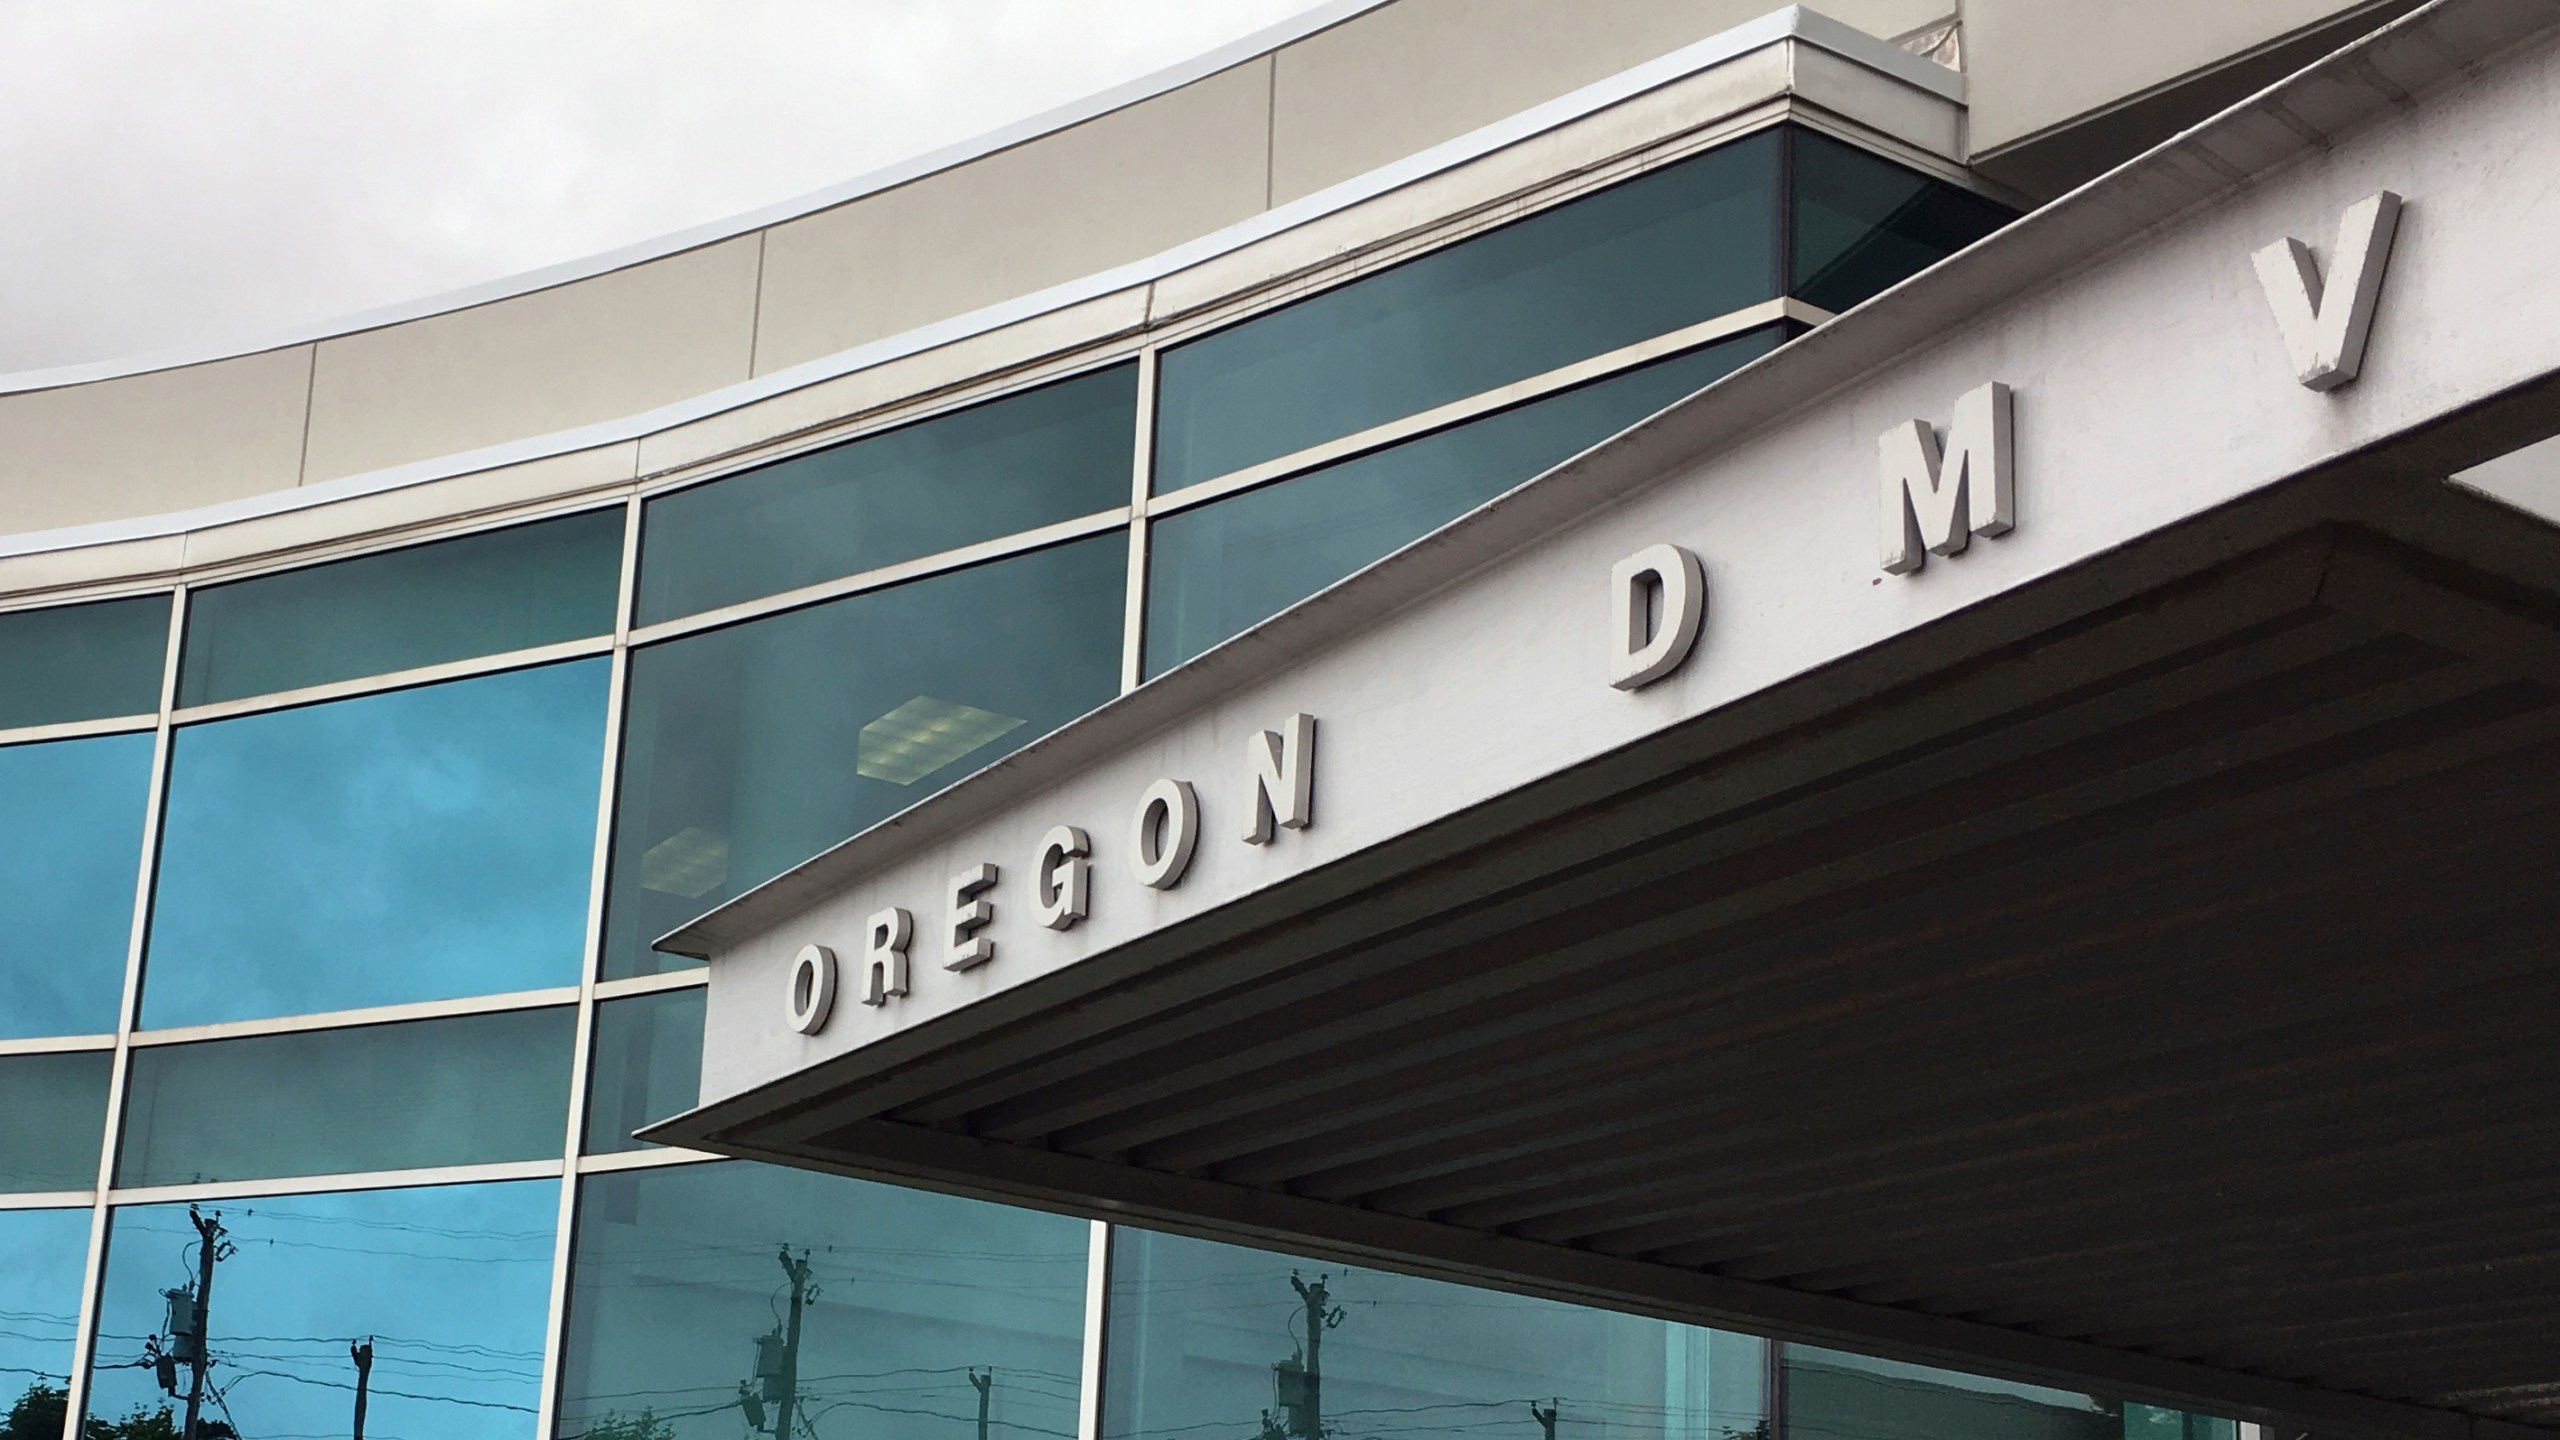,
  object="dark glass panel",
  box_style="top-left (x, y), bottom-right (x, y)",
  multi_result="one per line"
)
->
top-left (1106, 1229), bottom-right (1768, 1440)
top-left (178, 508), bottom-right (622, 705)
top-left (0, 731), bottom-right (153, 1039)
top-left (0, 596), bottom-right (166, 728)
top-left (144, 659), bottom-right (607, 1026)
top-left (583, 986), bottom-right (706, 1154)
top-left (638, 363), bottom-right (1138, 624)
top-left (0, 1208), bottom-right (92, 1419)
top-left (1789, 129), bottom-right (2014, 315)
top-left (557, 1161), bottom-right (1087, 1440)
top-left (1153, 130), bottom-right (1782, 492)
top-left (116, 1009), bottom-right (574, 1187)
top-left (605, 533), bottom-right (1125, 978)
top-left (0, 1051), bottom-right (110, 1192)
top-left (1145, 327), bottom-right (1782, 675)
top-left (1782, 1348), bottom-right (2235, 1440)
top-left (85, 1180), bottom-right (556, 1440)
